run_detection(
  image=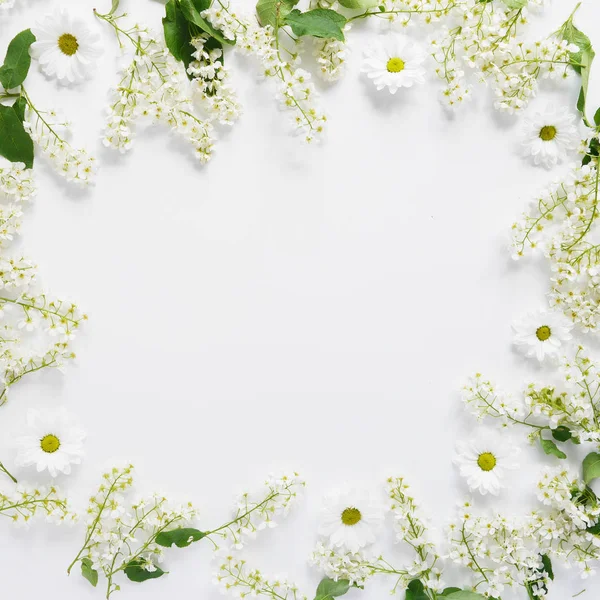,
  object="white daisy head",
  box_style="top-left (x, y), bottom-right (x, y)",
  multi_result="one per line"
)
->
top-left (521, 105), bottom-right (580, 169)
top-left (318, 488), bottom-right (383, 552)
top-left (453, 431), bottom-right (520, 496)
top-left (512, 309), bottom-right (573, 363)
top-left (30, 9), bottom-right (103, 85)
top-left (14, 407), bottom-right (85, 477)
top-left (361, 35), bottom-right (426, 94)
